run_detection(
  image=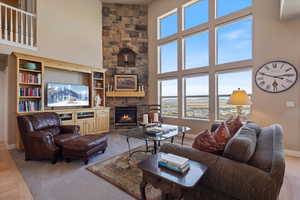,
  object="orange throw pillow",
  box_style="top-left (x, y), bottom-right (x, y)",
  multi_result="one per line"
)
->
top-left (226, 116), bottom-right (243, 136)
top-left (192, 130), bottom-right (221, 154)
